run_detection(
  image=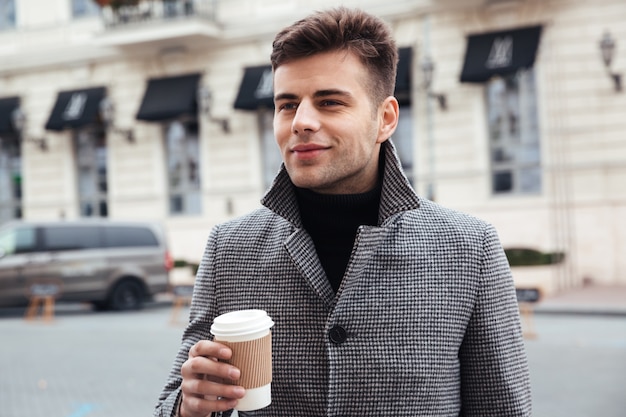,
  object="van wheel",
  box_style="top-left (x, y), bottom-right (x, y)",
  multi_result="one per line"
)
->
top-left (108, 280), bottom-right (143, 311)
top-left (92, 301), bottom-right (108, 311)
